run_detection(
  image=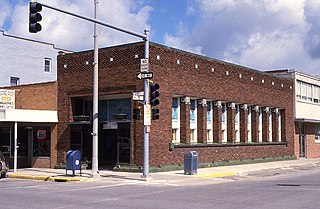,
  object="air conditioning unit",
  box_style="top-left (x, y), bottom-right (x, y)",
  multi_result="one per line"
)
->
top-left (272, 108), bottom-right (279, 113)
top-left (263, 107), bottom-right (269, 112)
